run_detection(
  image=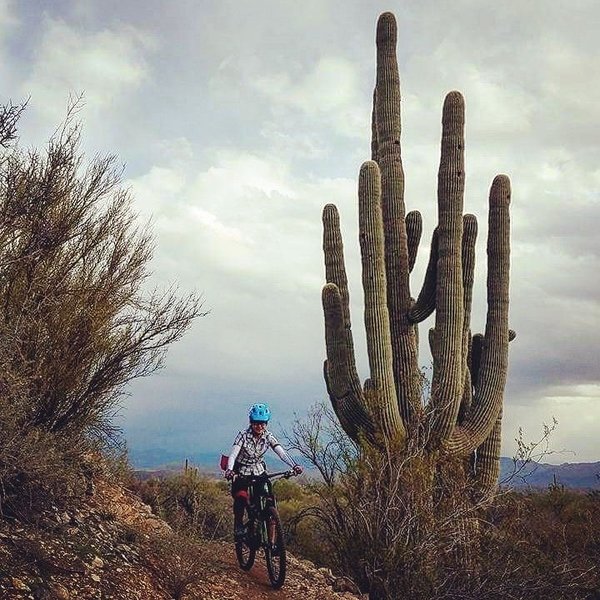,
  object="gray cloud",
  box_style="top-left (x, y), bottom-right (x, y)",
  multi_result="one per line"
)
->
top-left (2, 0), bottom-right (599, 463)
